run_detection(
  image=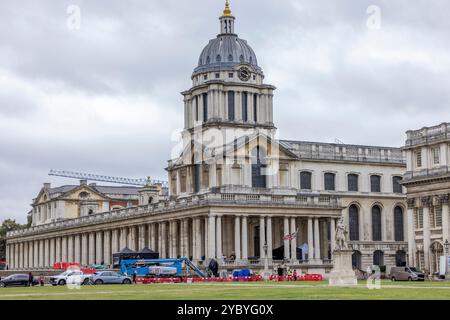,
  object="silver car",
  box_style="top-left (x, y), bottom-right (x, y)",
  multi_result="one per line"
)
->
top-left (88, 271), bottom-right (132, 285)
